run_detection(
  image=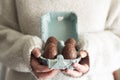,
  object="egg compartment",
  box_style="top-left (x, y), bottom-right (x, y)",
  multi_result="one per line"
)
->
top-left (39, 12), bottom-right (81, 69)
